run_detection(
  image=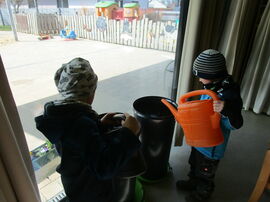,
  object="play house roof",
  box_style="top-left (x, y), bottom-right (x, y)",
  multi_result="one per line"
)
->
top-left (123, 3), bottom-right (139, 8)
top-left (95, 1), bottom-right (117, 8)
